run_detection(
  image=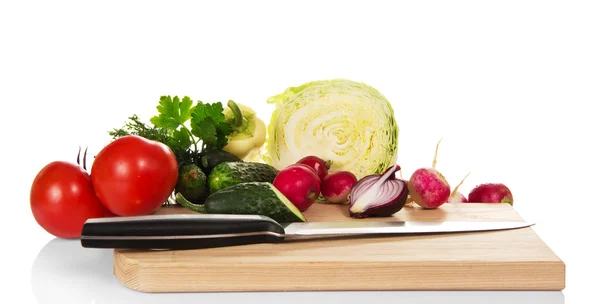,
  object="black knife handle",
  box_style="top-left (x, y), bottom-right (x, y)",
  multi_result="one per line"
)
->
top-left (80, 214), bottom-right (285, 250)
